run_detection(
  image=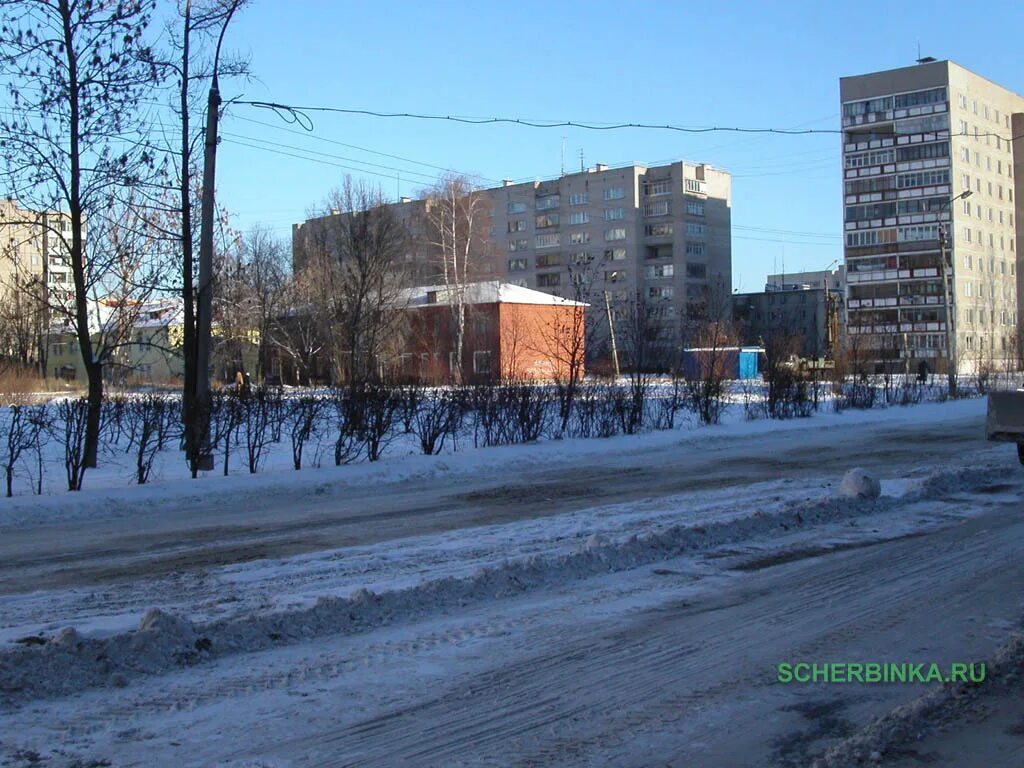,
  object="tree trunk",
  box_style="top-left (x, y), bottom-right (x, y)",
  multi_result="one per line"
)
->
top-left (84, 359), bottom-right (103, 469)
